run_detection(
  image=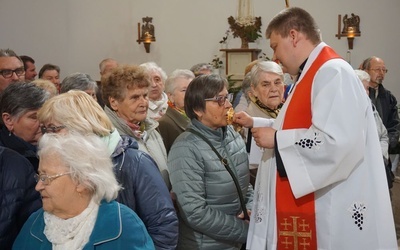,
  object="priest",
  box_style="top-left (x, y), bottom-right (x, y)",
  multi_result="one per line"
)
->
top-left (234, 7), bottom-right (397, 250)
